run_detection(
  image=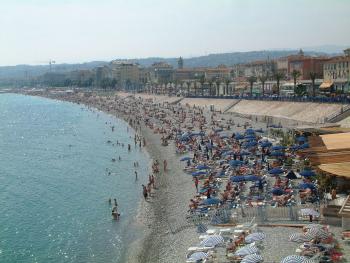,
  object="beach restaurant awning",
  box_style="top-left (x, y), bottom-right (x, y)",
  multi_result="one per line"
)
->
top-left (318, 162), bottom-right (350, 178)
top-left (319, 80), bottom-right (334, 89)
